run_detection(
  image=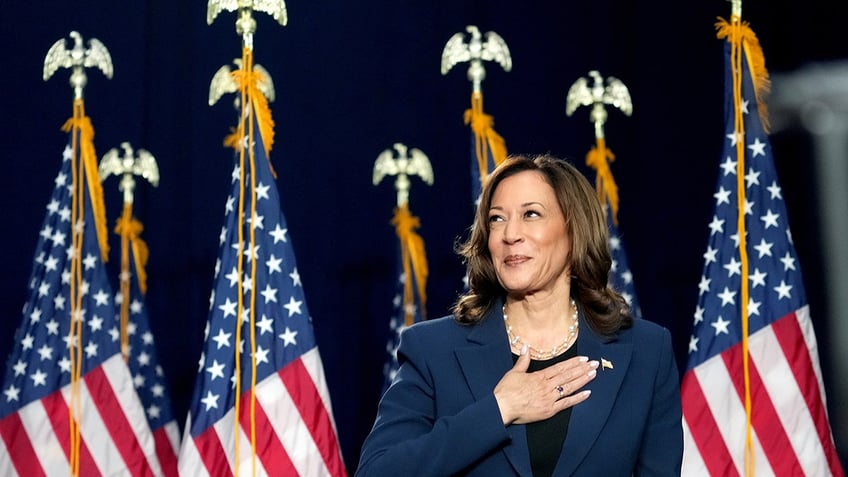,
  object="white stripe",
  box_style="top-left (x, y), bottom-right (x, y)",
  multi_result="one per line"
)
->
top-left (796, 306), bottom-right (828, 405)
top-left (749, 316), bottom-right (830, 476)
top-left (211, 404), bottom-right (238, 472)
top-left (234, 415), bottom-right (270, 477)
top-left (163, 420), bottom-right (181, 454)
top-left (0, 424), bottom-right (22, 477)
top-left (67, 369), bottom-right (126, 476)
top-left (301, 348), bottom-right (342, 441)
top-left (255, 366), bottom-right (331, 477)
top-left (693, 353), bottom-right (775, 476)
top-left (177, 415), bottom-right (211, 477)
top-left (681, 418), bottom-right (709, 476)
top-left (100, 354), bottom-right (165, 476)
top-left (17, 395), bottom-right (69, 475)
